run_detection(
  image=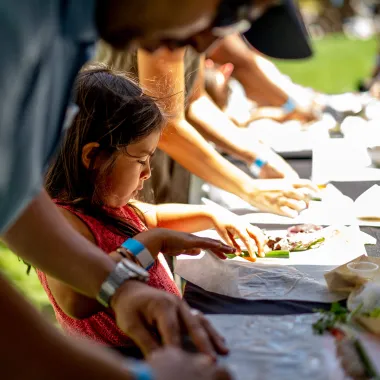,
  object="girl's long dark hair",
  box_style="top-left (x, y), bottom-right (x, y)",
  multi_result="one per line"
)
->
top-left (45, 64), bottom-right (166, 238)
